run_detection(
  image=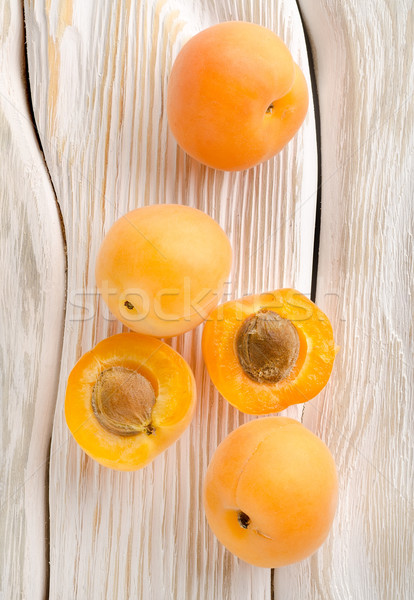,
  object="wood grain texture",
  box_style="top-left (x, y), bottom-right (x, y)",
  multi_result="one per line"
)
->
top-left (0, 2), bottom-right (66, 599)
top-left (24, 0), bottom-right (317, 598)
top-left (276, 1), bottom-right (414, 598)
